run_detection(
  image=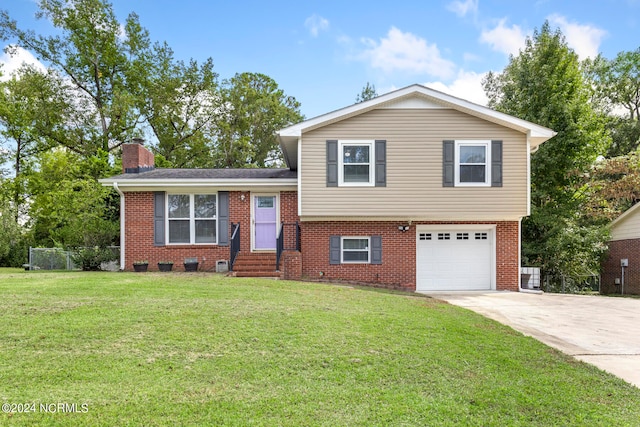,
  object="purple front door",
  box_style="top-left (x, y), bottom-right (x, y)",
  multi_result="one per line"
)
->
top-left (254, 195), bottom-right (277, 250)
